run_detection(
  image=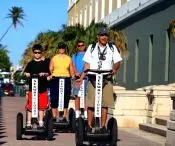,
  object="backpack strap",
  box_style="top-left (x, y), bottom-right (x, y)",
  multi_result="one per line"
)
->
top-left (90, 42), bottom-right (119, 53)
top-left (90, 43), bottom-right (97, 53)
top-left (108, 42), bottom-right (114, 52)
top-left (108, 42), bottom-right (120, 53)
